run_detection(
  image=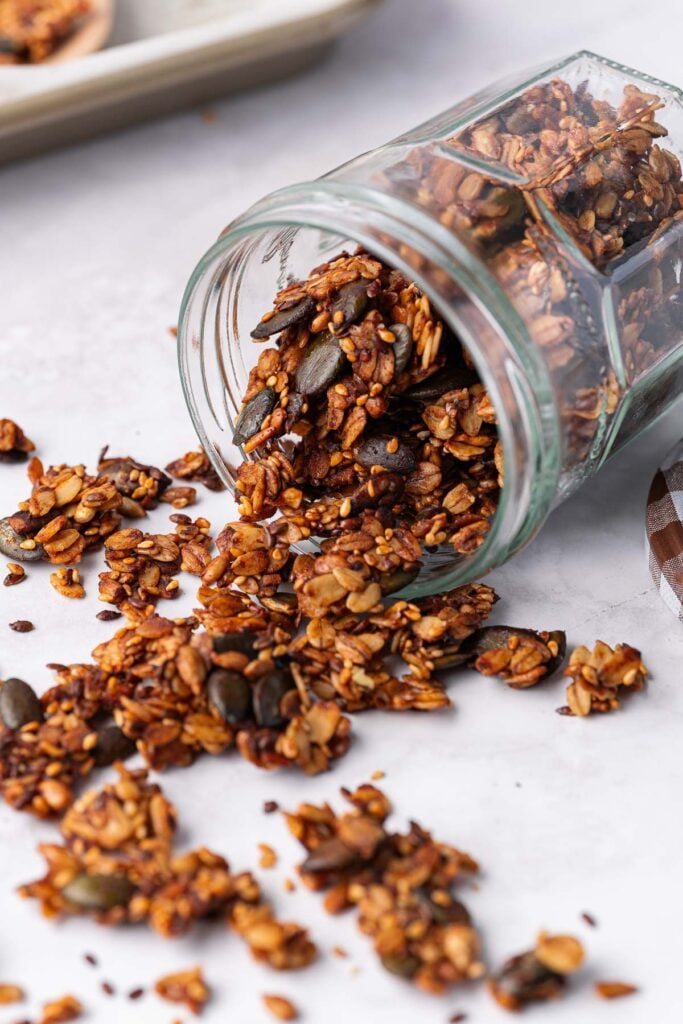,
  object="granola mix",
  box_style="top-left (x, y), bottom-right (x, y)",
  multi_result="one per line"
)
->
top-left (20, 763), bottom-right (317, 968)
top-left (561, 640), bottom-right (648, 715)
top-left (0, 0), bottom-right (90, 63)
top-left (285, 783), bottom-right (483, 994)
